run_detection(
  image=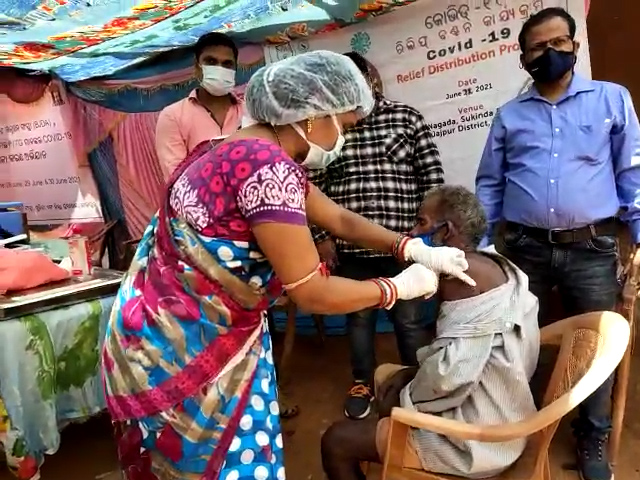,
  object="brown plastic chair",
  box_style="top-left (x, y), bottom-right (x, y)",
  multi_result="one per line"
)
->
top-left (377, 311), bottom-right (630, 480)
top-left (610, 248), bottom-right (640, 468)
top-left (87, 220), bottom-right (117, 266)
